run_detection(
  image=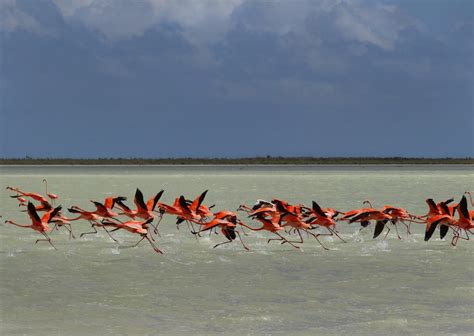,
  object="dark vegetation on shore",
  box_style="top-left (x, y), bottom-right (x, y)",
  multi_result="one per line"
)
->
top-left (1, 157), bottom-right (473, 165)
